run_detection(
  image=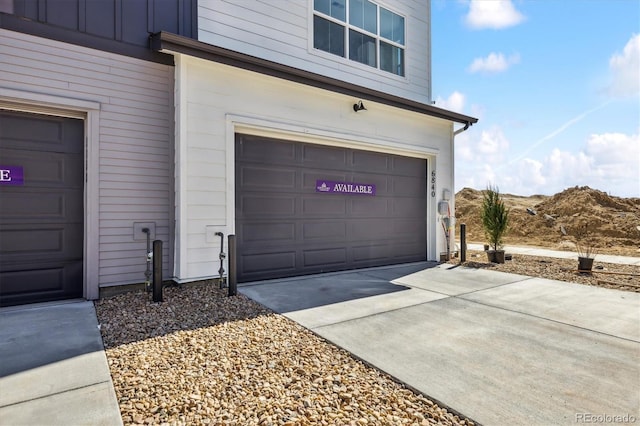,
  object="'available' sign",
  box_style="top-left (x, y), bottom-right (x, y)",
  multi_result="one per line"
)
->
top-left (316, 180), bottom-right (376, 196)
top-left (0, 166), bottom-right (24, 185)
